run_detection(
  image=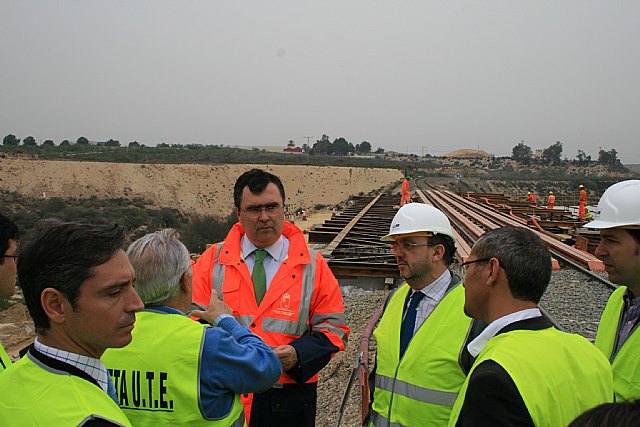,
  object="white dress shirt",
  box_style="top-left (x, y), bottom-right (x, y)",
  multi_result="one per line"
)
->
top-left (407, 269), bottom-right (452, 335)
top-left (467, 308), bottom-right (542, 357)
top-left (241, 234), bottom-right (289, 290)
